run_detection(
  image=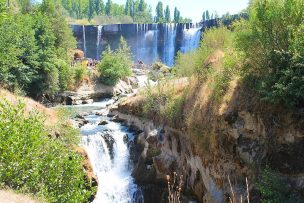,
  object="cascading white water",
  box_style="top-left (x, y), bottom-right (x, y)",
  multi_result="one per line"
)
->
top-left (83, 25), bottom-right (87, 57)
top-left (163, 23), bottom-right (177, 66)
top-left (180, 26), bottom-right (202, 53)
top-left (96, 25), bottom-right (103, 60)
top-left (77, 23), bottom-right (202, 66)
top-left (71, 100), bottom-right (143, 203)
